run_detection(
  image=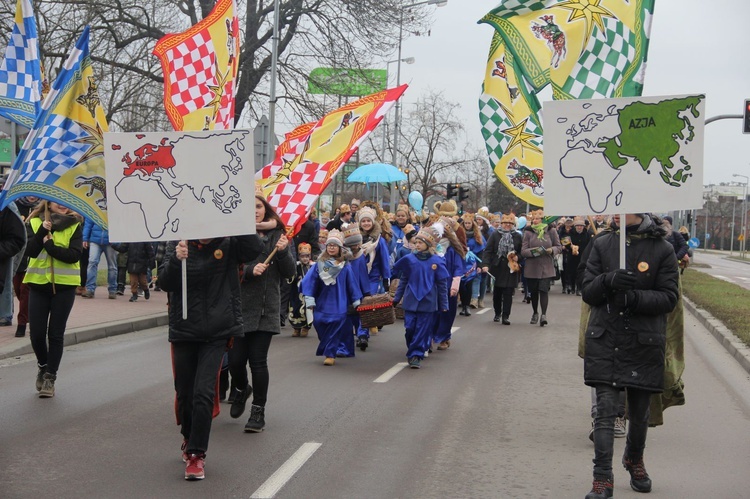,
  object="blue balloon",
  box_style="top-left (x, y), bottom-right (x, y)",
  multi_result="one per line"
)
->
top-left (408, 191), bottom-right (423, 212)
top-left (517, 216), bottom-right (527, 229)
